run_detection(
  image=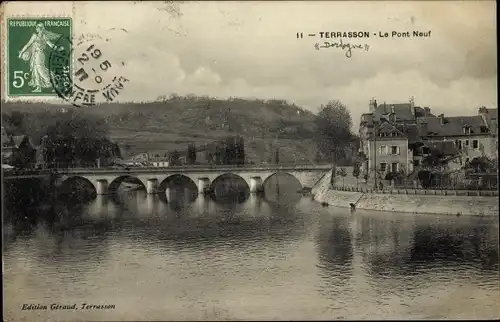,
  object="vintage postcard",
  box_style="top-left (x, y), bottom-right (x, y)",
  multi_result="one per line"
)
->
top-left (1, 1), bottom-right (498, 321)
